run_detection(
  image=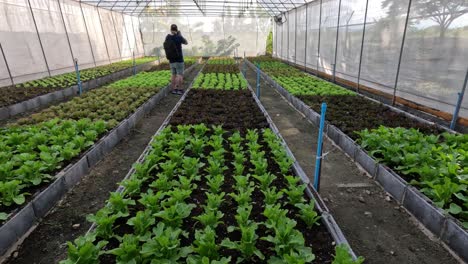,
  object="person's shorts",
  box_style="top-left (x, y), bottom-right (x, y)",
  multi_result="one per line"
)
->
top-left (170, 62), bottom-right (185, 76)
